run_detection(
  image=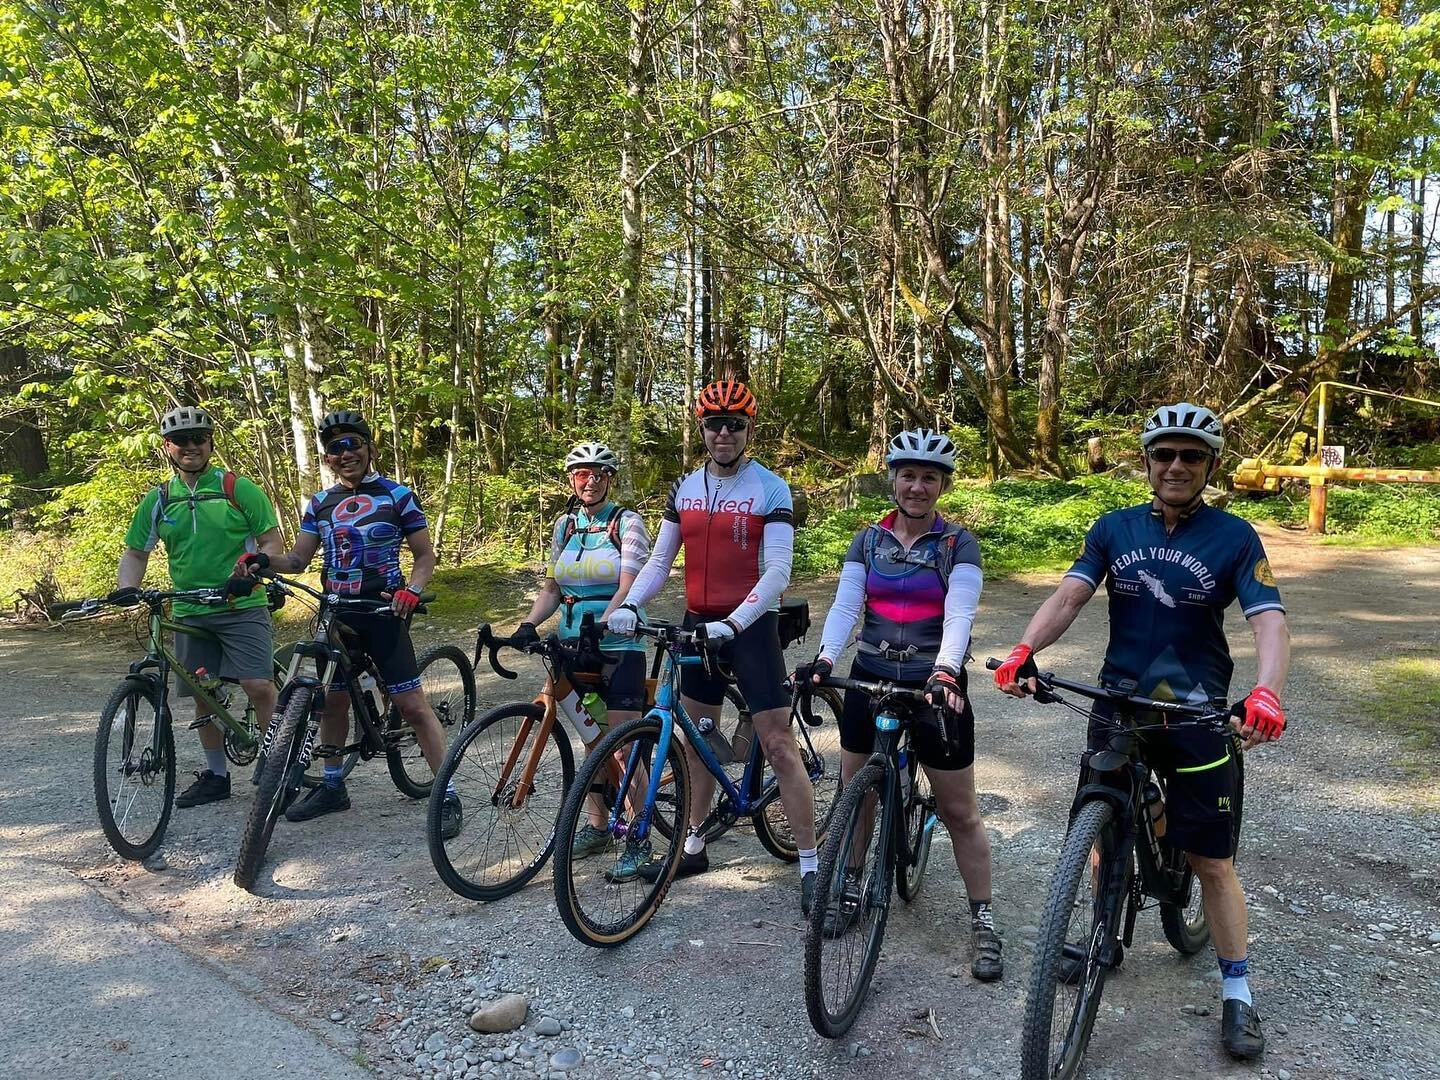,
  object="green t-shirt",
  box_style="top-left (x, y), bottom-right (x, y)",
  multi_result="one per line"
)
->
top-left (123, 469), bottom-right (281, 617)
